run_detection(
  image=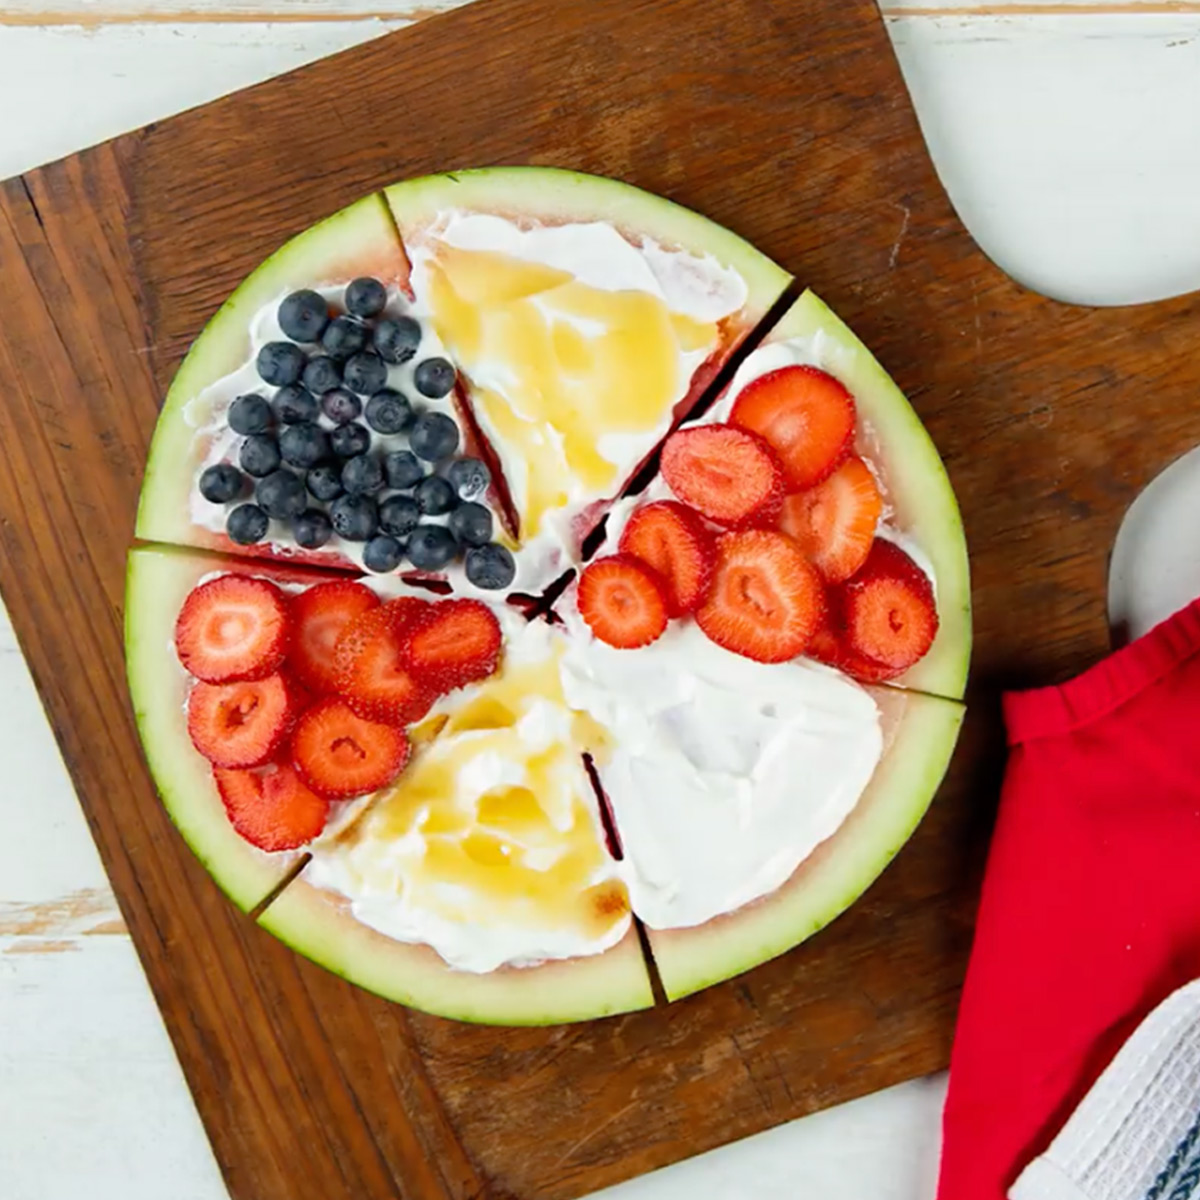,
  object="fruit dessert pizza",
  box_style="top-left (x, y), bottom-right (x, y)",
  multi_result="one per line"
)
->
top-left (127, 168), bottom-right (969, 1021)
